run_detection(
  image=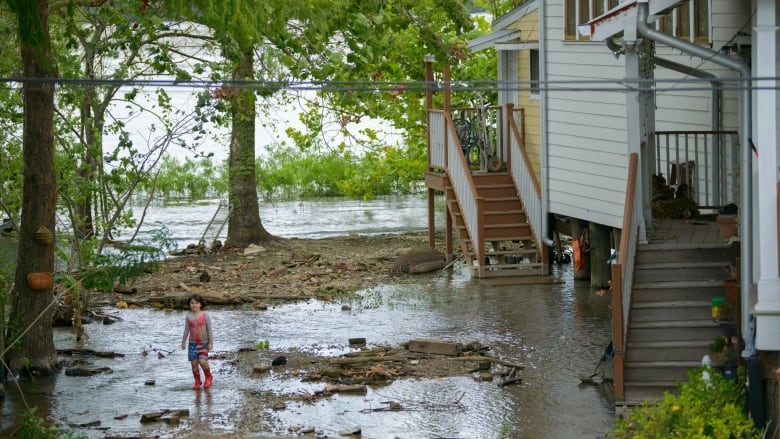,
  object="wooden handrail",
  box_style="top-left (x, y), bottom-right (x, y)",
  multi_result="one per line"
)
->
top-left (507, 106), bottom-right (541, 197)
top-left (612, 152), bottom-right (639, 402)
